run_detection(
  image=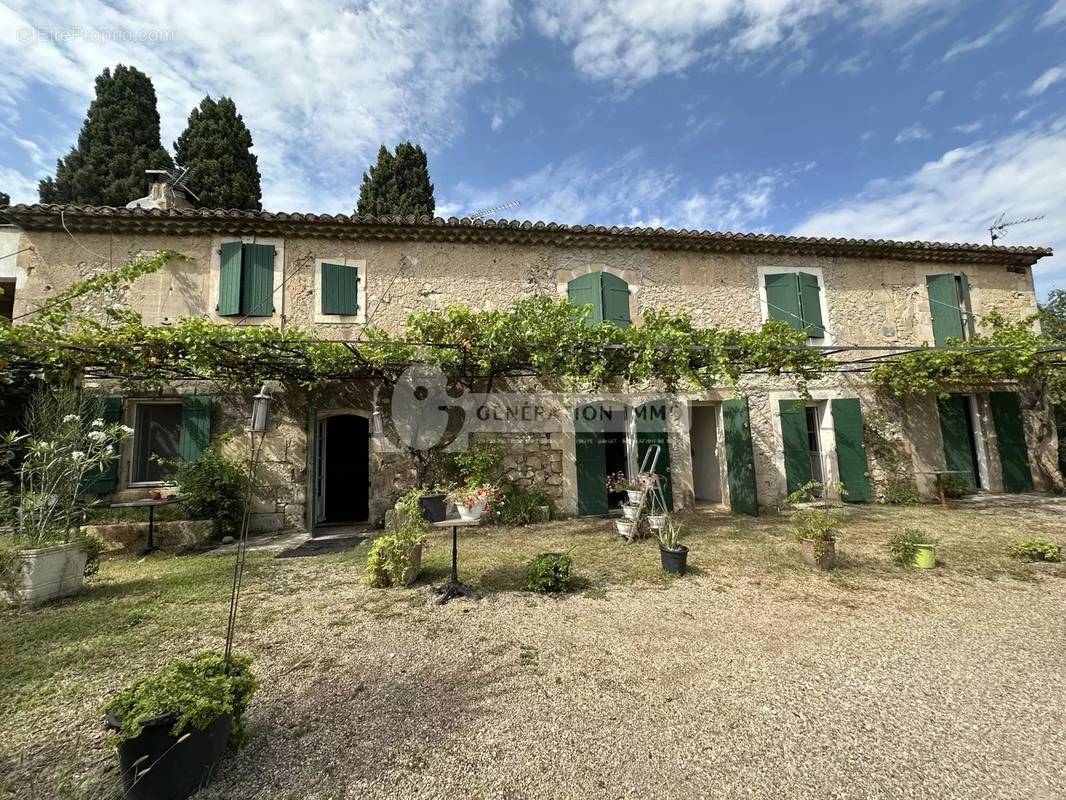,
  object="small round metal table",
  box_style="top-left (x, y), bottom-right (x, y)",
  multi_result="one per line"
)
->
top-left (431, 517), bottom-right (482, 605)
